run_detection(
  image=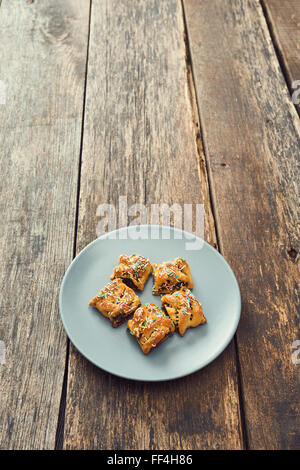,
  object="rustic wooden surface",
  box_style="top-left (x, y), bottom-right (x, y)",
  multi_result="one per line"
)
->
top-left (183, 0), bottom-right (300, 449)
top-left (0, 0), bottom-right (90, 450)
top-left (64, 0), bottom-right (243, 450)
top-left (0, 0), bottom-right (299, 450)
